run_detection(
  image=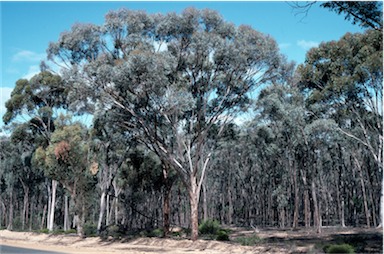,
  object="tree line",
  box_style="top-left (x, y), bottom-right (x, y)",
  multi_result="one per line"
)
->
top-left (0, 4), bottom-right (382, 240)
